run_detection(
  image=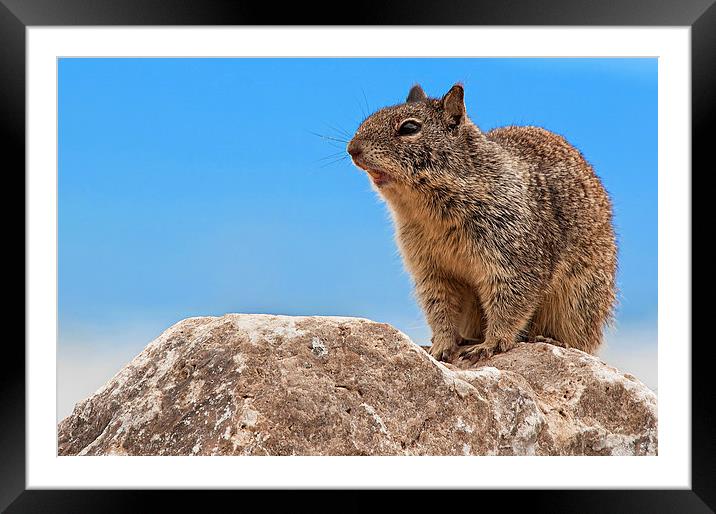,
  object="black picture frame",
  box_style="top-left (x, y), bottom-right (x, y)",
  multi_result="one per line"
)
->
top-left (3, 0), bottom-right (710, 511)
